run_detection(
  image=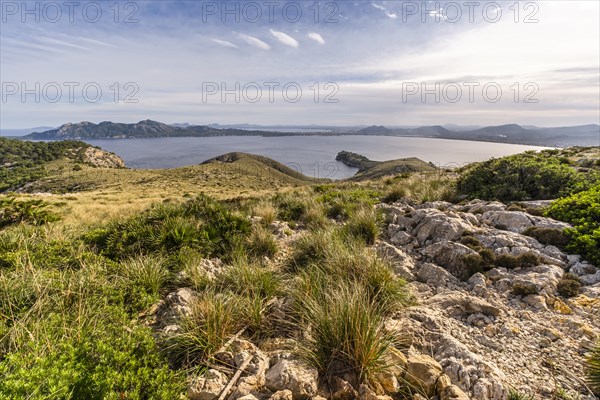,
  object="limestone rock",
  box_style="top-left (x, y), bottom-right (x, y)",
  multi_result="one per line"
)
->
top-left (270, 390), bottom-right (294, 400)
top-left (405, 353), bottom-right (443, 397)
top-left (439, 385), bottom-right (470, 400)
top-left (187, 369), bottom-right (227, 400)
top-left (265, 360), bottom-right (318, 399)
top-left (421, 241), bottom-right (479, 280)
